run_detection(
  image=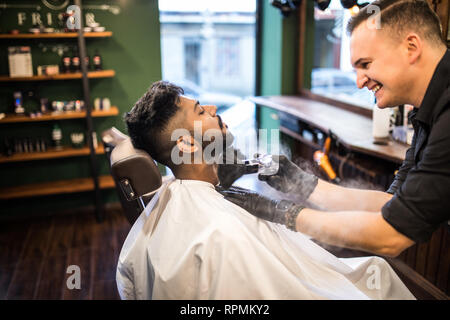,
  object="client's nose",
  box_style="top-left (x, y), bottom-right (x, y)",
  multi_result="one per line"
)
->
top-left (203, 105), bottom-right (217, 116)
